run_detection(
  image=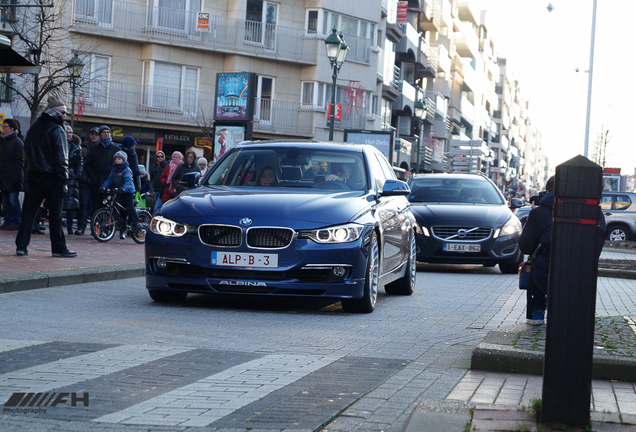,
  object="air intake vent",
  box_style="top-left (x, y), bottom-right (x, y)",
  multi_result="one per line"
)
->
top-left (247, 228), bottom-right (294, 248)
top-left (199, 225), bottom-right (242, 246)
